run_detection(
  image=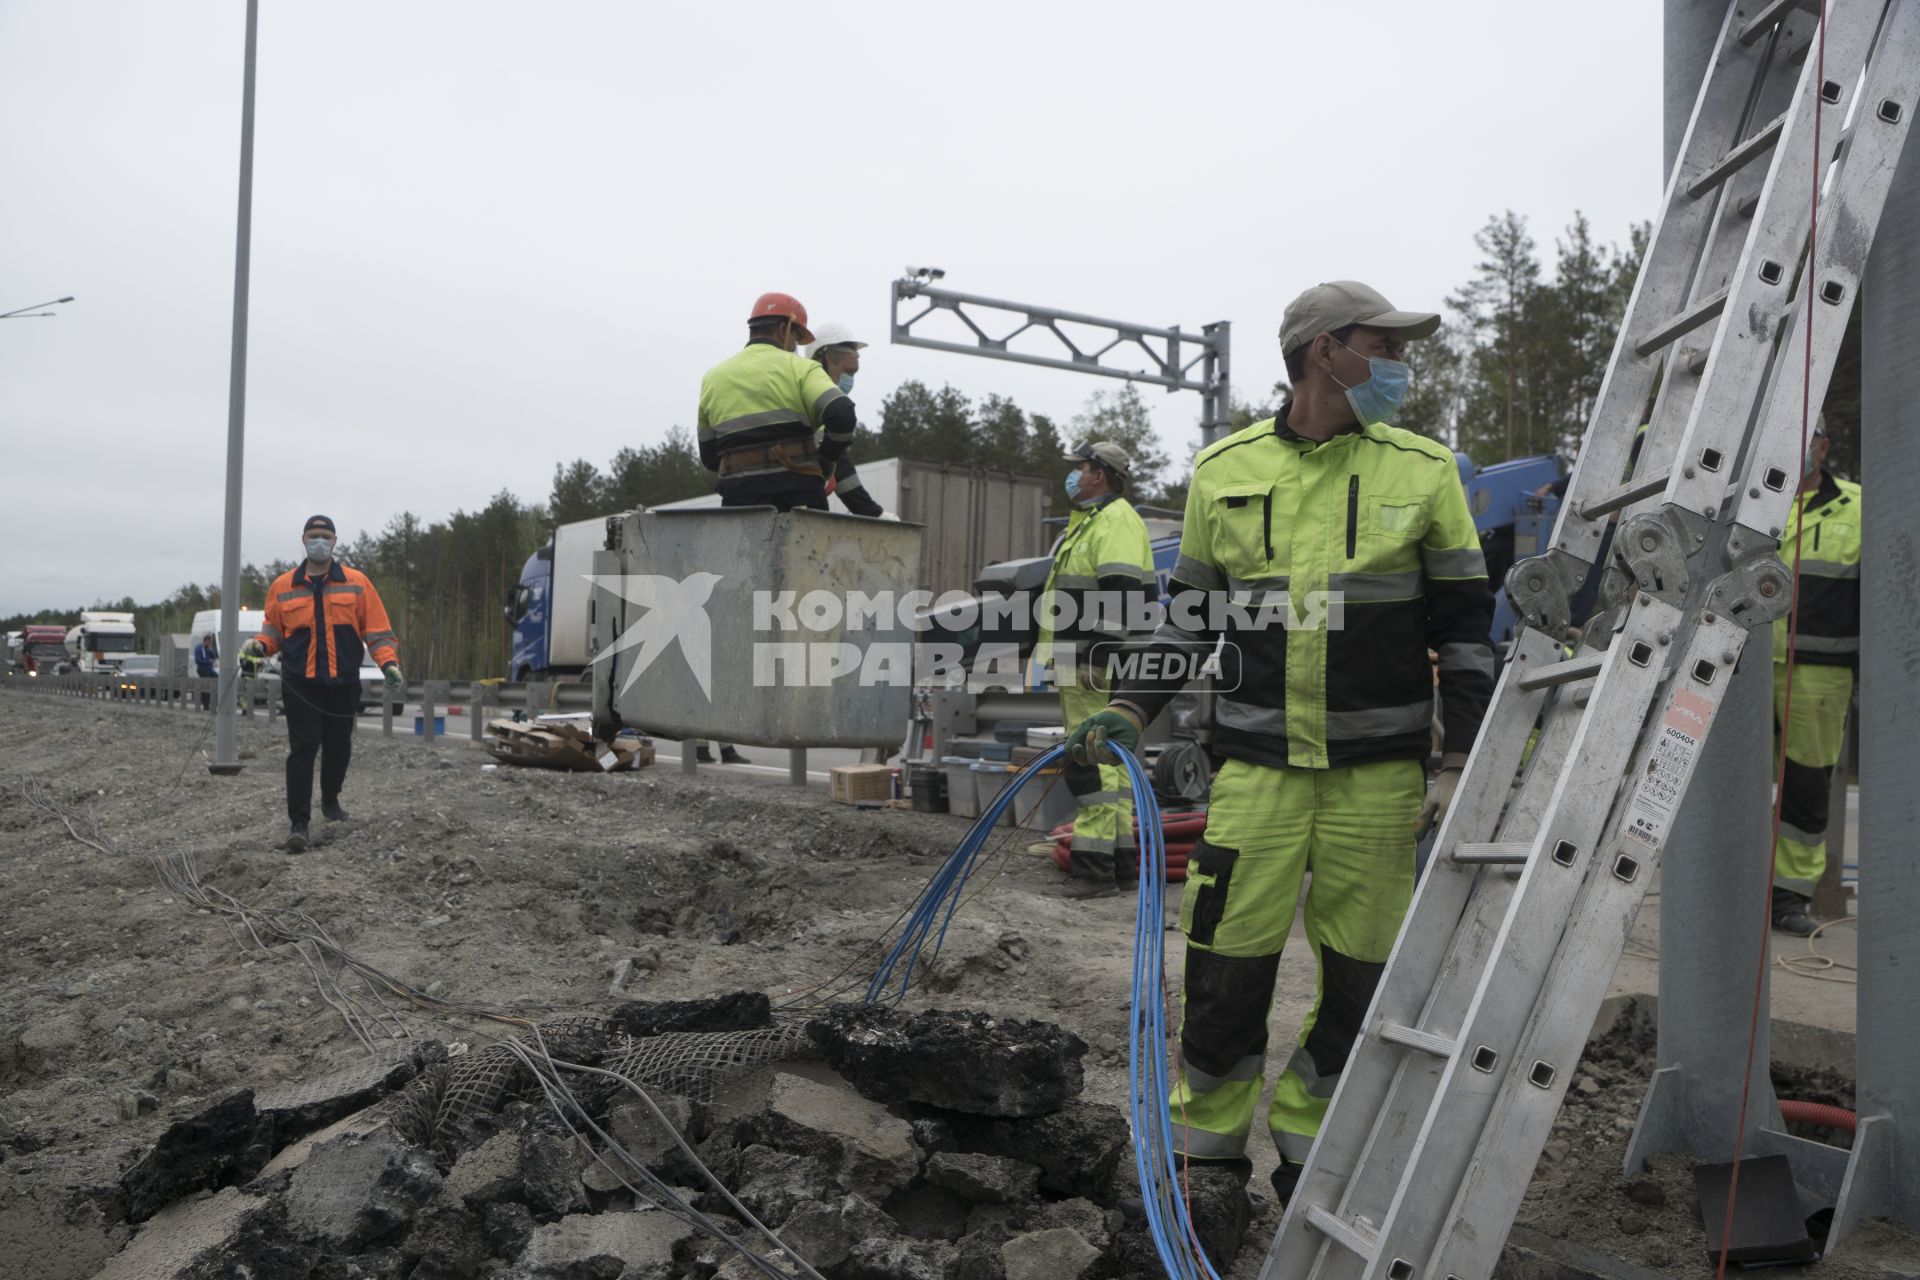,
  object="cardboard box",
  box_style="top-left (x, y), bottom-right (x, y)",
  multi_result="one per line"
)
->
top-left (485, 718), bottom-right (654, 772)
top-left (830, 763), bottom-right (897, 805)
